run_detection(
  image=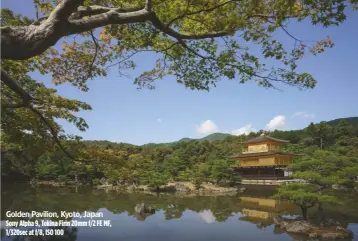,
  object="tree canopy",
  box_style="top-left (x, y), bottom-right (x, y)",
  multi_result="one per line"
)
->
top-left (1, 0), bottom-right (357, 163)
